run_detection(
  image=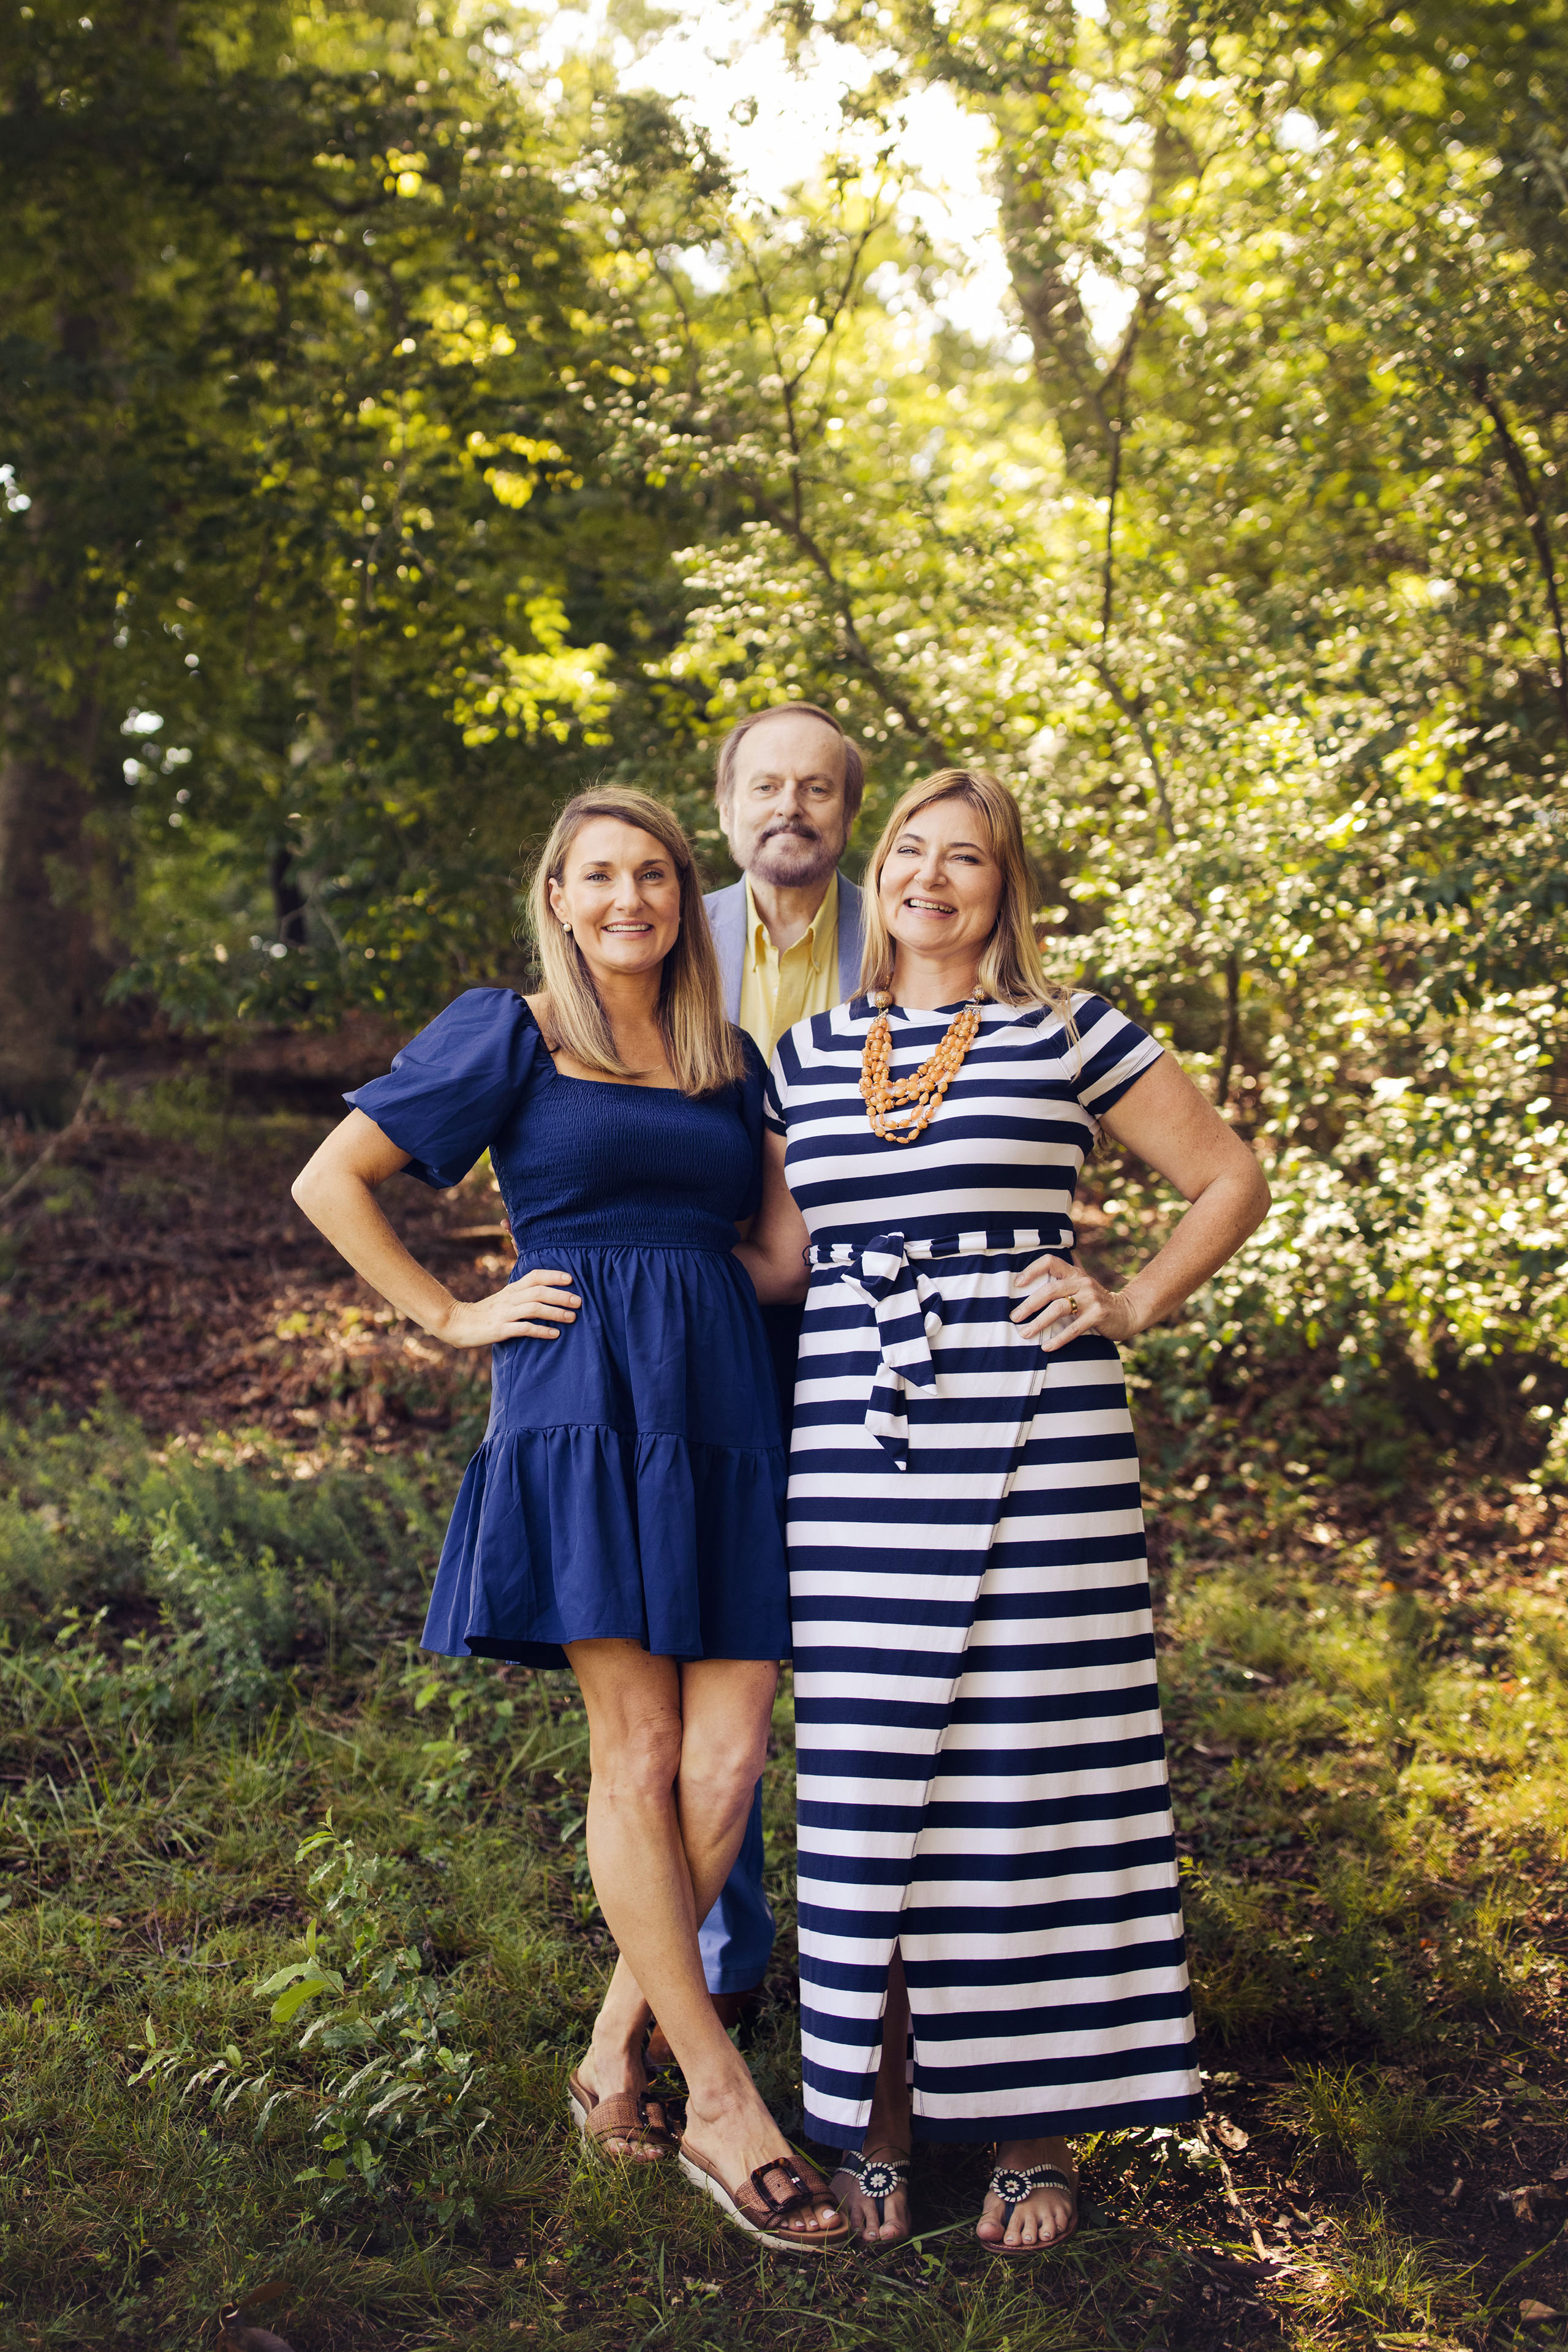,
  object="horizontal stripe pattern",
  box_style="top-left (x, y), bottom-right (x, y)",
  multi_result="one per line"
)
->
top-left (767, 992), bottom-right (1200, 2147)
